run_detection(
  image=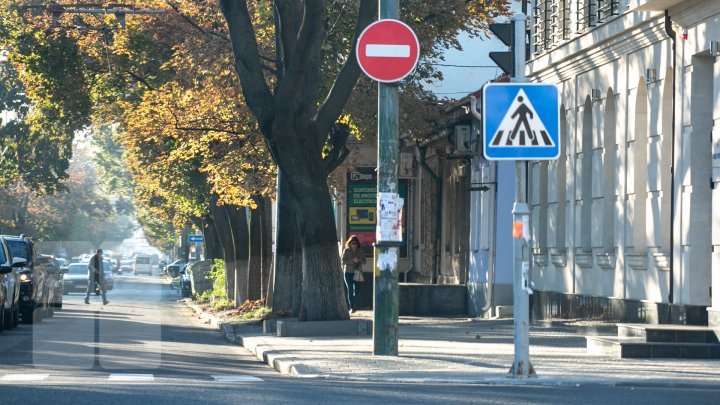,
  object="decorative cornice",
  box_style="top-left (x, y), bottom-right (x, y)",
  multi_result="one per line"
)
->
top-left (626, 253), bottom-right (648, 271)
top-left (528, 11), bottom-right (668, 83)
top-left (596, 252), bottom-right (617, 270)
